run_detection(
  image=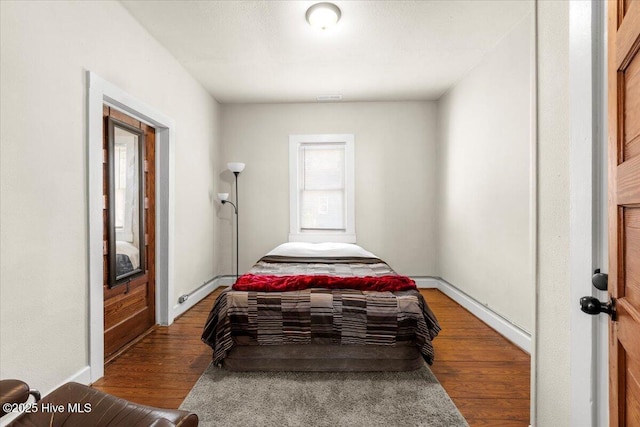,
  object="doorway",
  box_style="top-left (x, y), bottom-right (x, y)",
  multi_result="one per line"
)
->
top-left (102, 106), bottom-right (156, 361)
top-left (88, 71), bottom-right (176, 382)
